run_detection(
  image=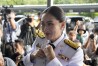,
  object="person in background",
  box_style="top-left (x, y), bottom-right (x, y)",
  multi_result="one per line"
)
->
top-left (0, 15), bottom-right (2, 24)
top-left (83, 27), bottom-right (98, 58)
top-left (35, 12), bottom-right (41, 29)
top-left (13, 39), bottom-right (25, 66)
top-left (76, 24), bottom-right (87, 45)
top-left (0, 24), bottom-right (3, 49)
top-left (2, 10), bottom-right (19, 43)
top-left (0, 51), bottom-right (16, 66)
top-left (19, 14), bottom-right (36, 53)
top-left (74, 20), bottom-right (82, 32)
top-left (68, 30), bottom-right (81, 47)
